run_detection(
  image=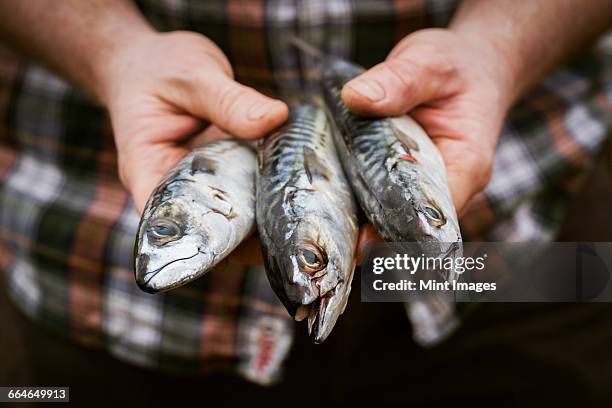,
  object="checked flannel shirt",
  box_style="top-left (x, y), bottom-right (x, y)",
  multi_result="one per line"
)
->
top-left (1, 0), bottom-right (611, 385)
